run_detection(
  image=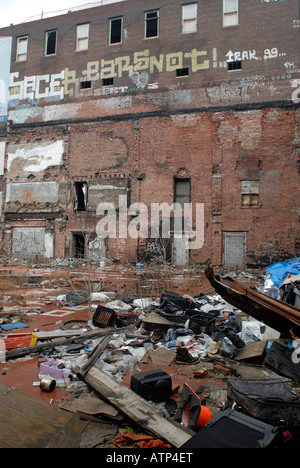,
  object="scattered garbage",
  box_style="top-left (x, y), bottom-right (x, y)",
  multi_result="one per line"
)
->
top-left (1, 260), bottom-right (300, 449)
